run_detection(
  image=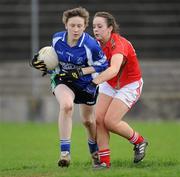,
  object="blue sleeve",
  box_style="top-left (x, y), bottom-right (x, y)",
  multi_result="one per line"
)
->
top-left (91, 41), bottom-right (109, 73)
